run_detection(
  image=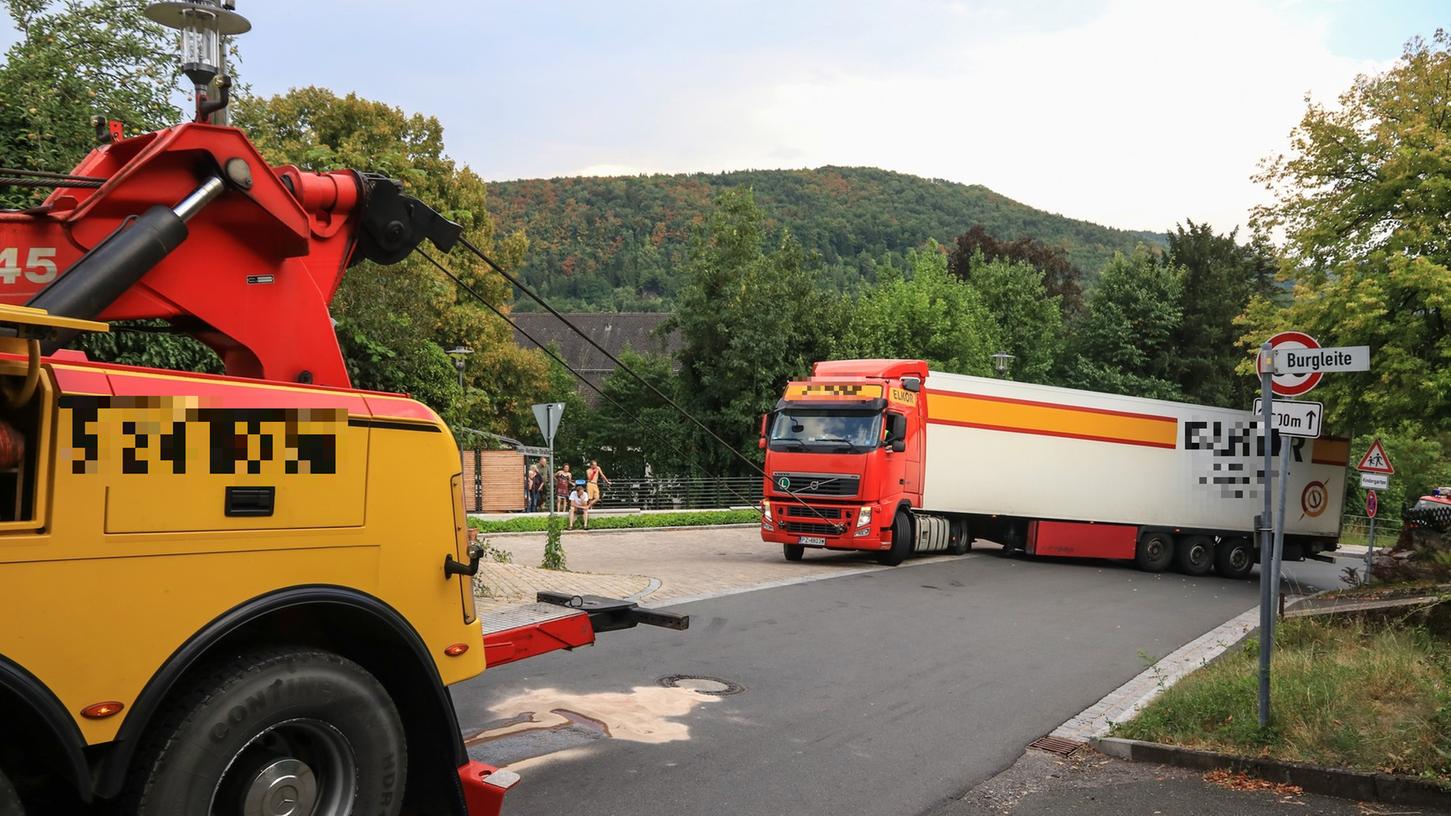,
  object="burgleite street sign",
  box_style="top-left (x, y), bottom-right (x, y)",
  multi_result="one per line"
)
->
top-left (1272, 345), bottom-right (1370, 375)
